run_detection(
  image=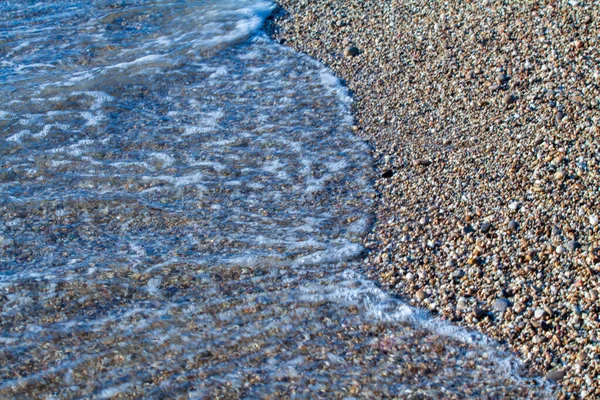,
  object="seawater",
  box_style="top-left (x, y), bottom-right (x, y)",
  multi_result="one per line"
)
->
top-left (0, 1), bottom-right (551, 398)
